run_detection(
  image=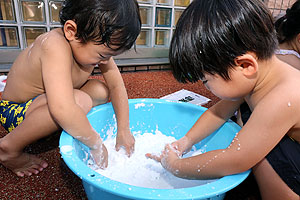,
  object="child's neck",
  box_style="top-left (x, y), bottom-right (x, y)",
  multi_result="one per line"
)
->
top-left (247, 55), bottom-right (287, 105)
